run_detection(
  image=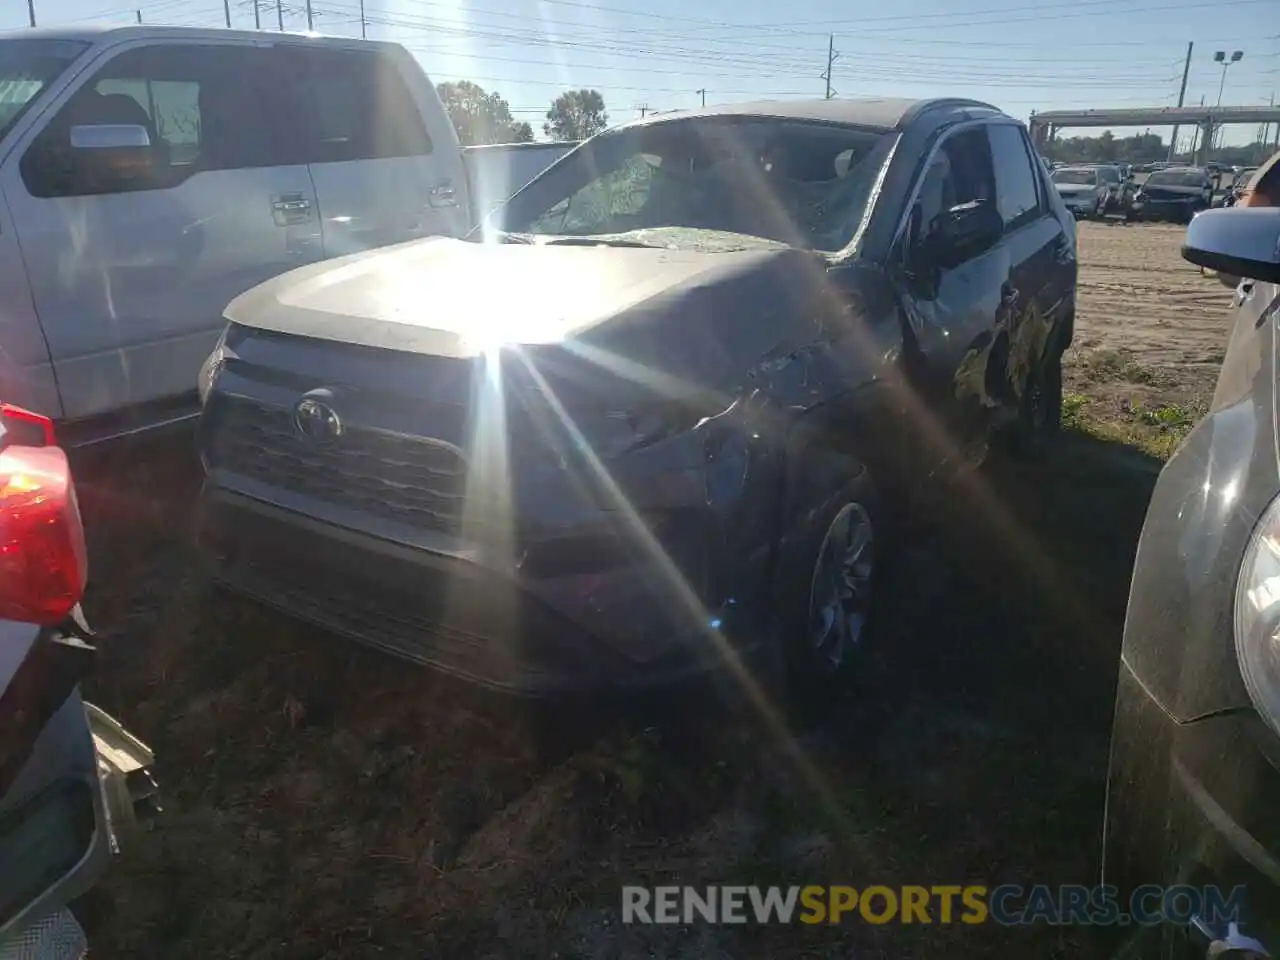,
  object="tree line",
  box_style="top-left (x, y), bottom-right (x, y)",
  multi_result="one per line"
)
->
top-left (1042, 129), bottom-right (1275, 167)
top-left (436, 82), bottom-right (610, 145)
